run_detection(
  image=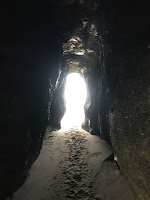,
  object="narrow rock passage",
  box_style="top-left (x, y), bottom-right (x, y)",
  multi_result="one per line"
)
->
top-left (13, 129), bottom-right (134, 200)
